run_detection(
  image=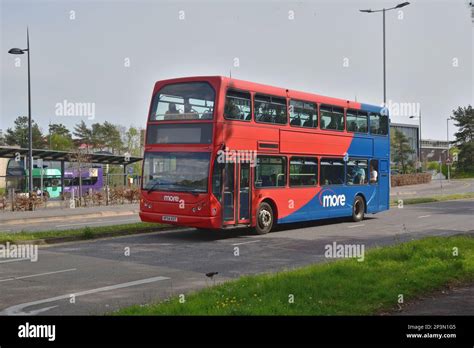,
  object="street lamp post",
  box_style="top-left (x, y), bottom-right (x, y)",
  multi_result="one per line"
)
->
top-left (360, 2), bottom-right (410, 105)
top-left (447, 118), bottom-right (451, 181)
top-left (410, 111), bottom-right (422, 170)
top-left (8, 28), bottom-right (33, 194)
